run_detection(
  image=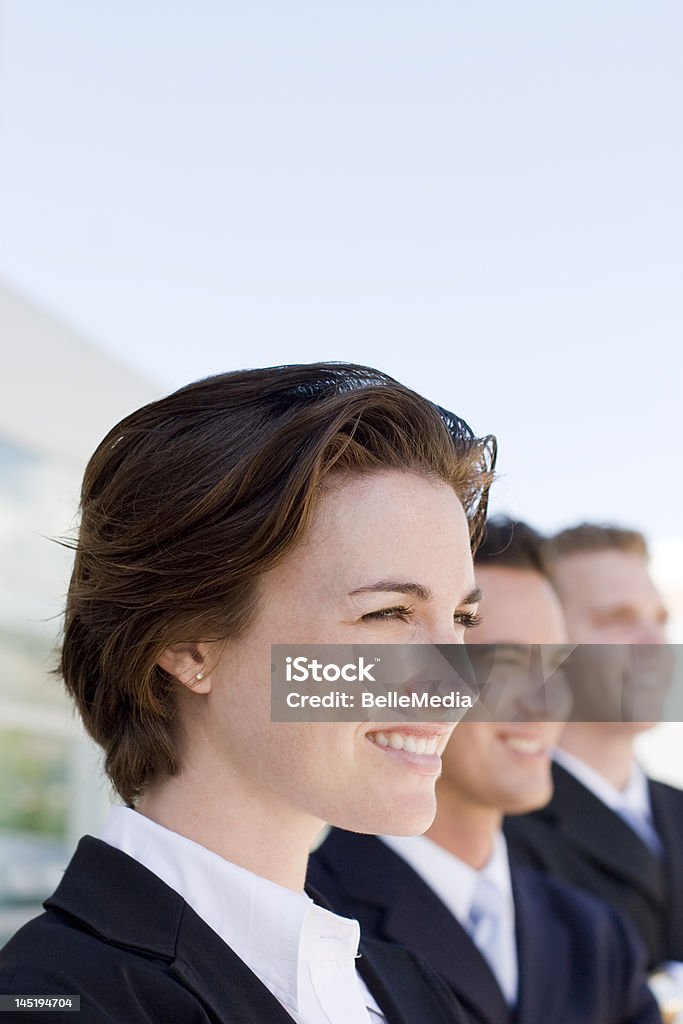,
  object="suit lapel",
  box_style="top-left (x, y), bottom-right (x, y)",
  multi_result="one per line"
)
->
top-left (170, 903), bottom-right (298, 1024)
top-left (356, 942), bottom-right (411, 1024)
top-left (382, 895), bottom-right (511, 1024)
top-left (650, 781), bottom-right (683, 957)
top-left (549, 765), bottom-right (666, 906)
top-left (512, 866), bottom-right (568, 1024)
top-left (317, 831), bottom-right (511, 1024)
top-left (48, 837), bottom-right (296, 1024)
